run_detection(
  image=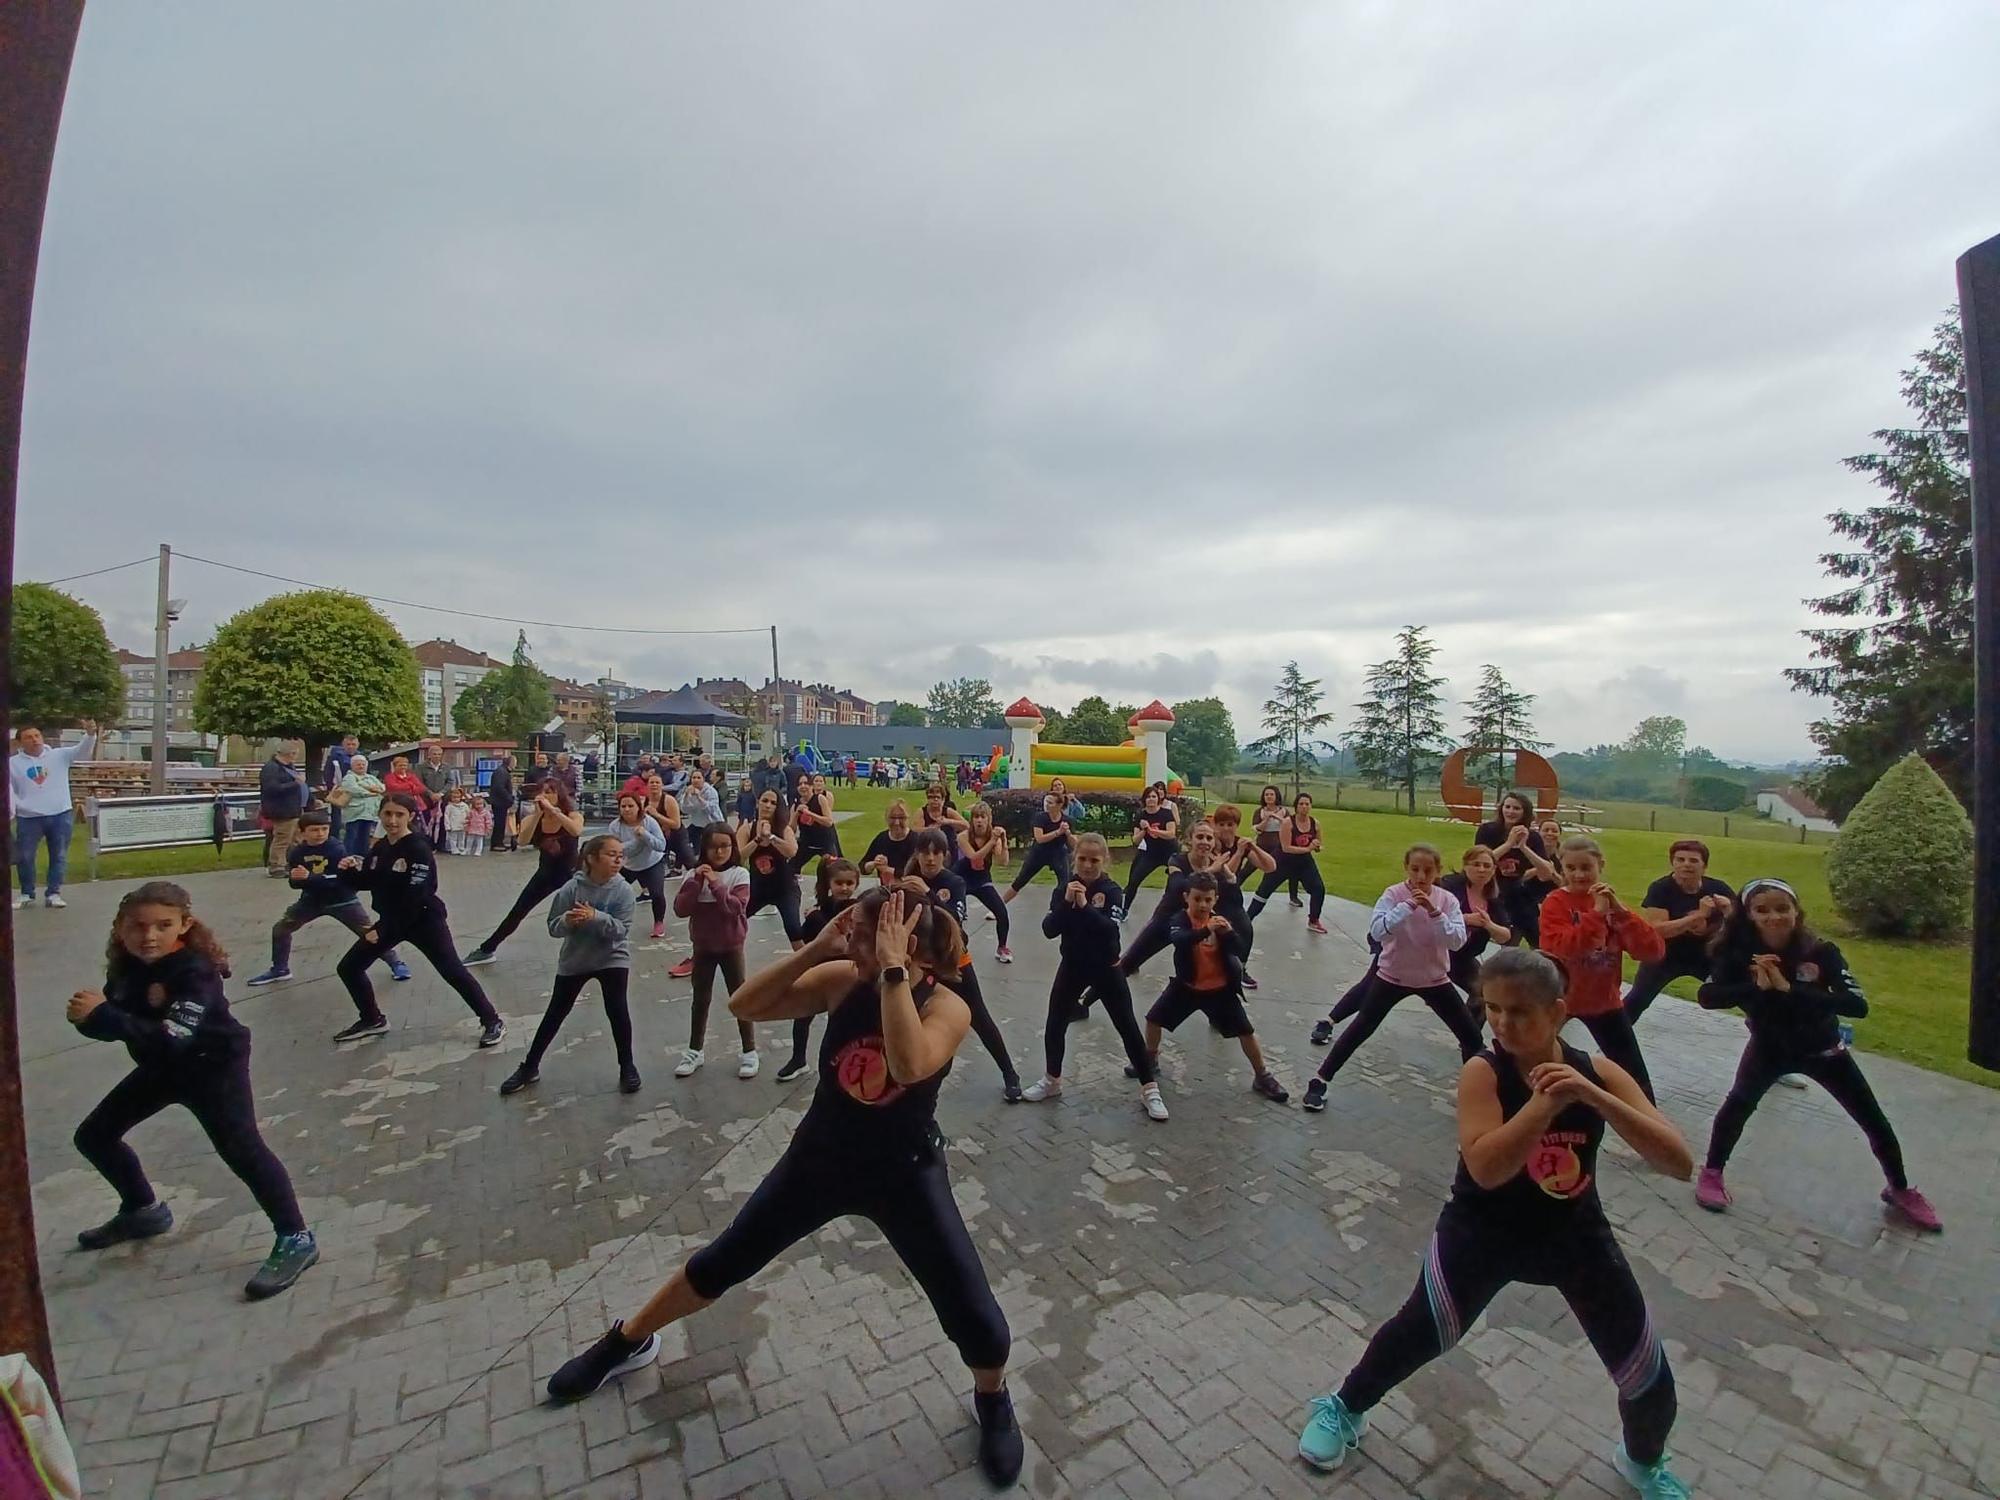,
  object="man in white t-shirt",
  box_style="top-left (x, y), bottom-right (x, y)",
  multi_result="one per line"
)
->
top-left (10, 720), bottom-right (97, 909)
